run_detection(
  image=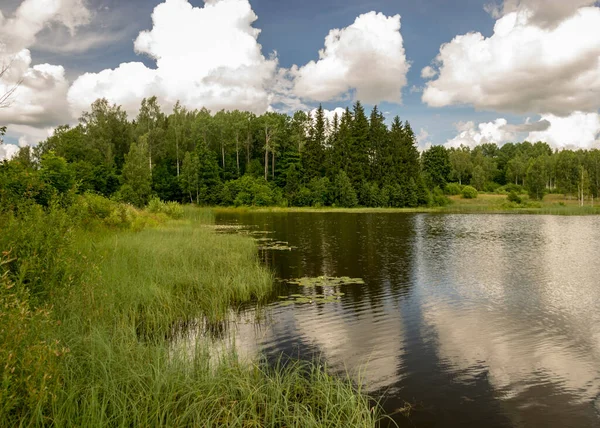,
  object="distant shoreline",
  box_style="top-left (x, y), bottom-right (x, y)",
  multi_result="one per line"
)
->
top-left (213, 194), bottom-right (600, 216)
